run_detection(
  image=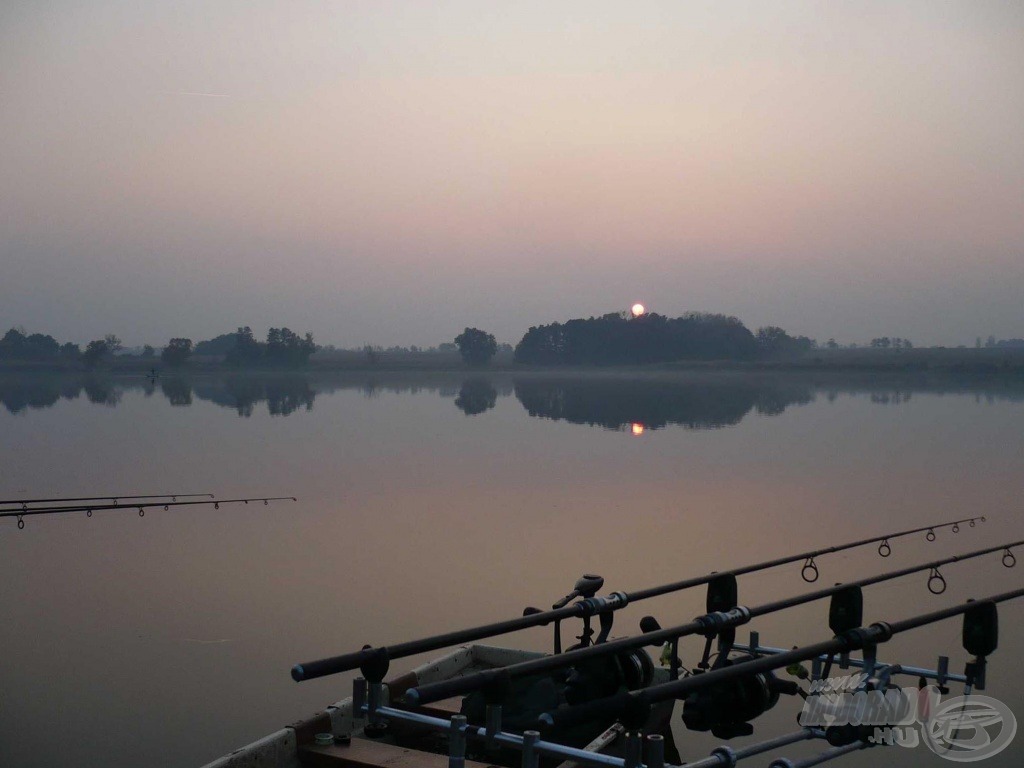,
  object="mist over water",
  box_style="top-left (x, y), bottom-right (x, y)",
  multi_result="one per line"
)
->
top-left (2, 371), bottom-right (1024, 767)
